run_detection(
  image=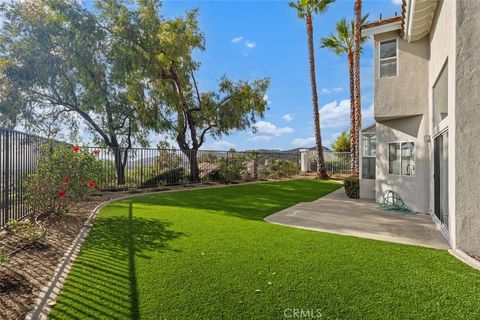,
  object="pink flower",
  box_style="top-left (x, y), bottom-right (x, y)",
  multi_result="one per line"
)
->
top-left (58, 190), bottom-right (66, 197)
top-left (71, 145), bottom-right (80, 152)
top-left (86, 181), bottom-right (96, 188)
top-left (92, 149), bottom-right (100, 156)
top-left (63, 177), bottom-right (71, 183)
